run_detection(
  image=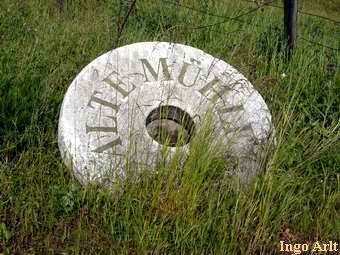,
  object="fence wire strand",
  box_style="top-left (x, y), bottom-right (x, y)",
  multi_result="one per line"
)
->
top-left (163, 0), bottom-right (272, 29)
top-left (240, 0), bottom-right (340, 25)
top-left (300, 37), bottom-right (340, 51)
